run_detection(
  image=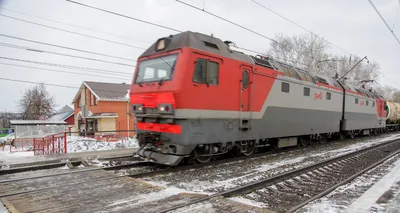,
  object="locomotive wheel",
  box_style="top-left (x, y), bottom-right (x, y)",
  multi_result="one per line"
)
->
top-left (348, 131), bottom-right (355, 139)
top-left (241, 140), bottom-right (255, 156)
top-left (319, 135), bottom-right (327, 144)
top-left (338, 133), bottom-right (345, 141)
top-left (194, 145), bottom-right (212, 163)
top-left (299, 136), bottom-right (310, 147)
